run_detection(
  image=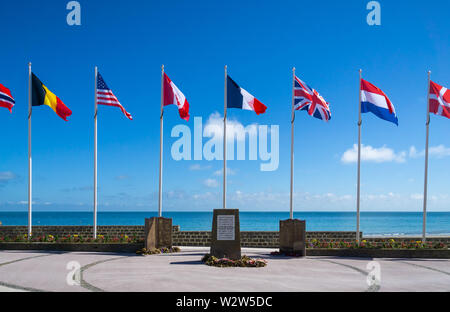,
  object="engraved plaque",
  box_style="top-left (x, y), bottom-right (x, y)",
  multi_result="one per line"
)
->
top-left (217, 215), bottom-right (235, 240)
